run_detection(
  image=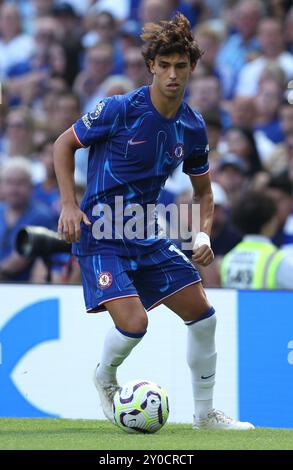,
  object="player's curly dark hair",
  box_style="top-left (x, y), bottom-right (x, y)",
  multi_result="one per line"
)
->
top-left (141, 13), bottom-right (203, 71)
